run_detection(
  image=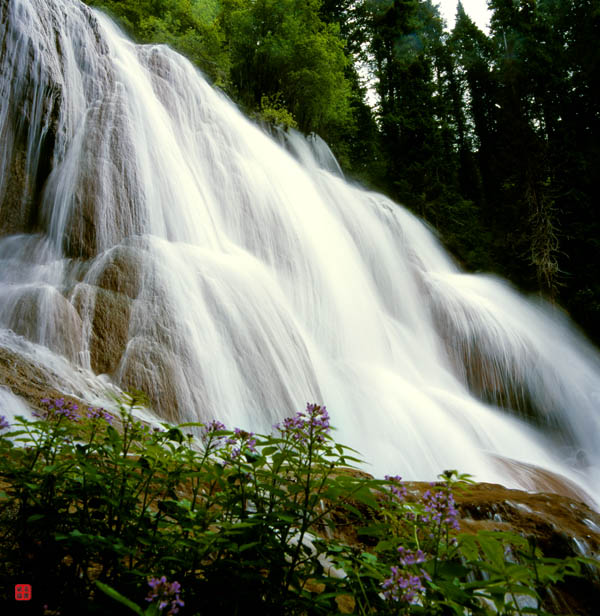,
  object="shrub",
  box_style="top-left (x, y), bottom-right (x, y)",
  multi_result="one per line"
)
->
top-left (0, 396), bottom-right (592, 615)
